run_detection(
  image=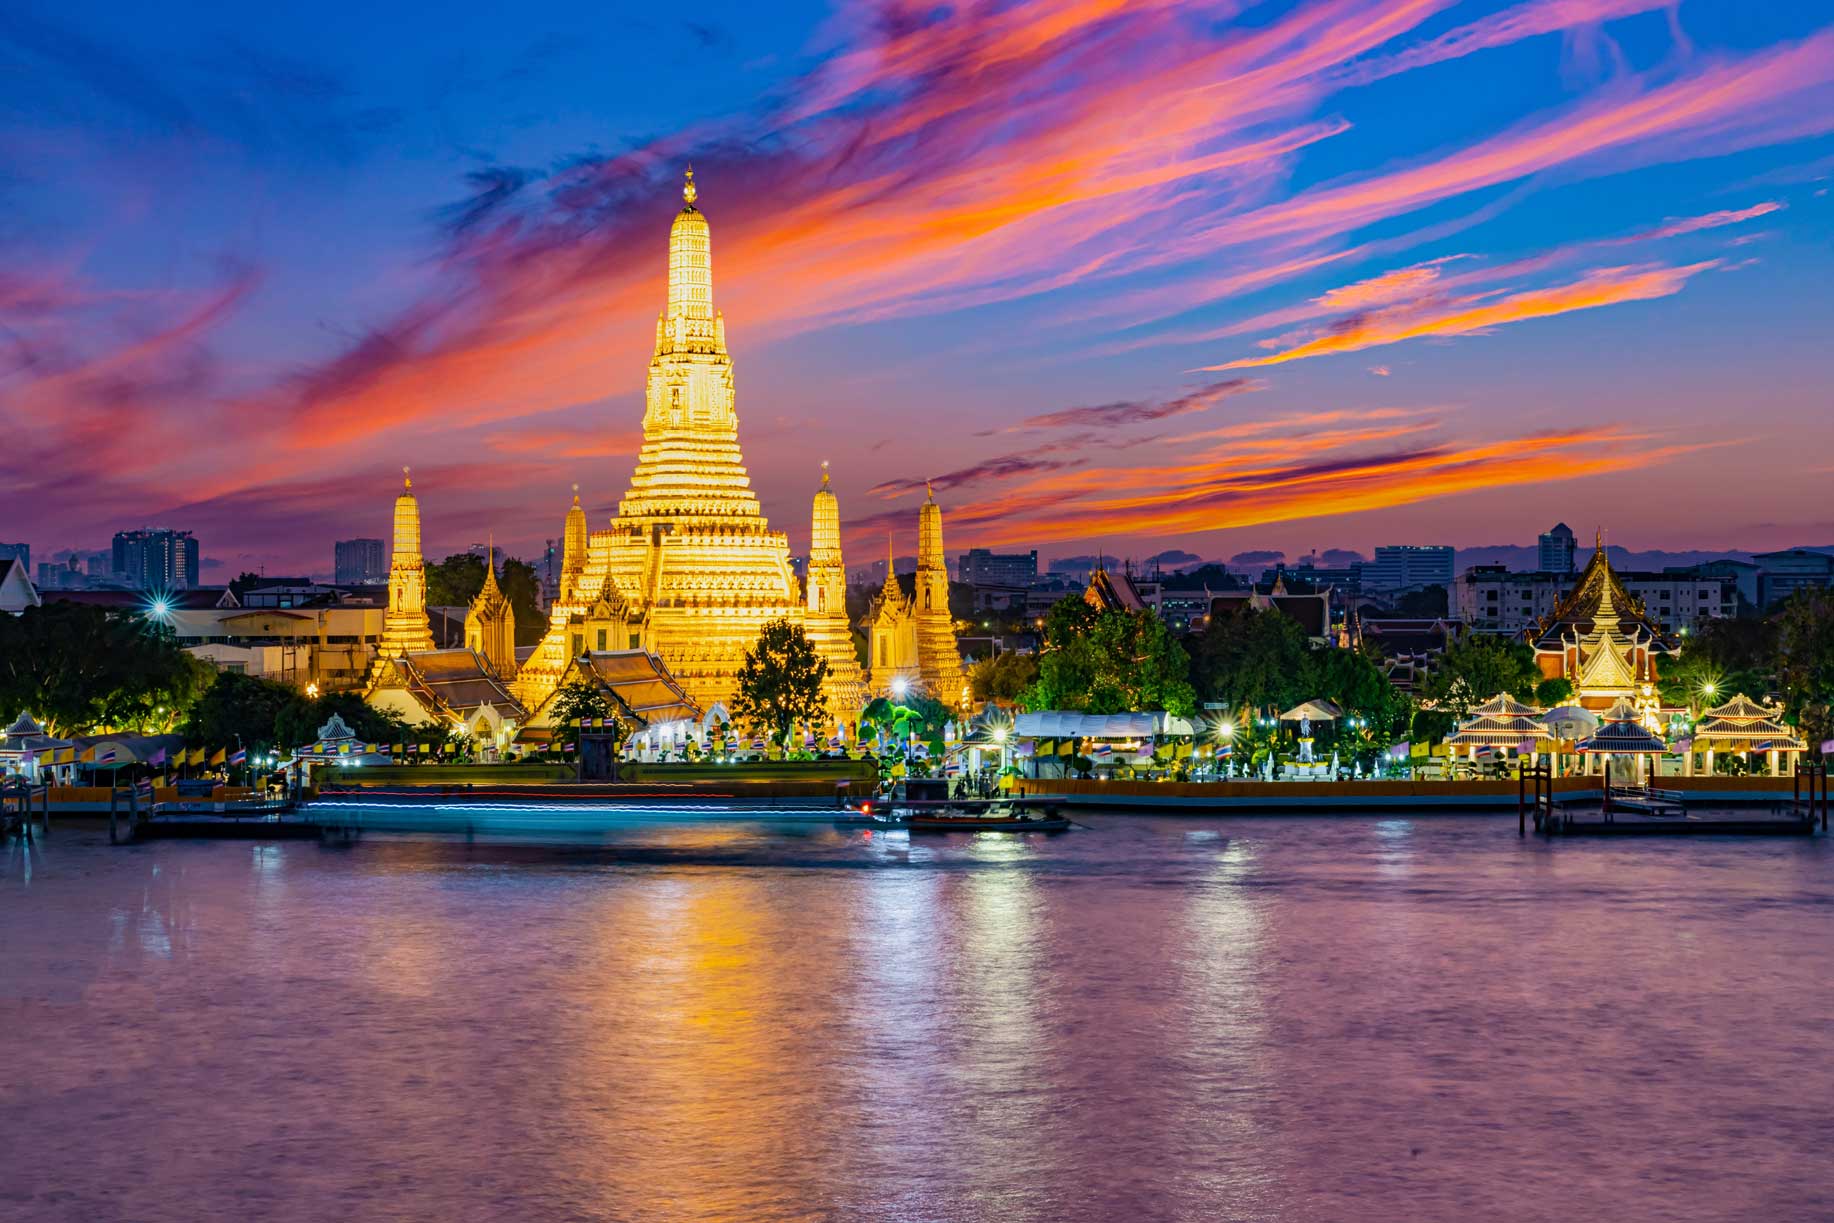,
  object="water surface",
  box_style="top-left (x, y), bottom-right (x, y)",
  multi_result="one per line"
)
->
top-left (4, 815), bottom-right (1830, 1222)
